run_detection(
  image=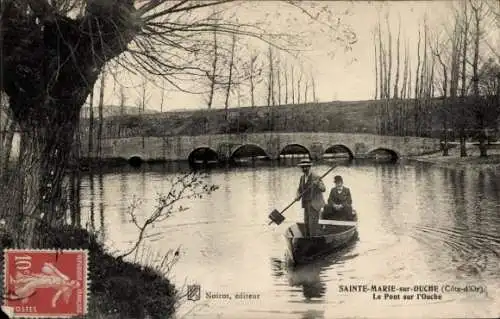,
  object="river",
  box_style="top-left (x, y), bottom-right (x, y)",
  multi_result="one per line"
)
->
top-left (79, 161), bottom-right (500, 319)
